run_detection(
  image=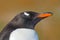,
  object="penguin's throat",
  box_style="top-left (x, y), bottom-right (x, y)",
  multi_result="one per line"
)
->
top-left (23, 20), bottom-right (40, 29)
